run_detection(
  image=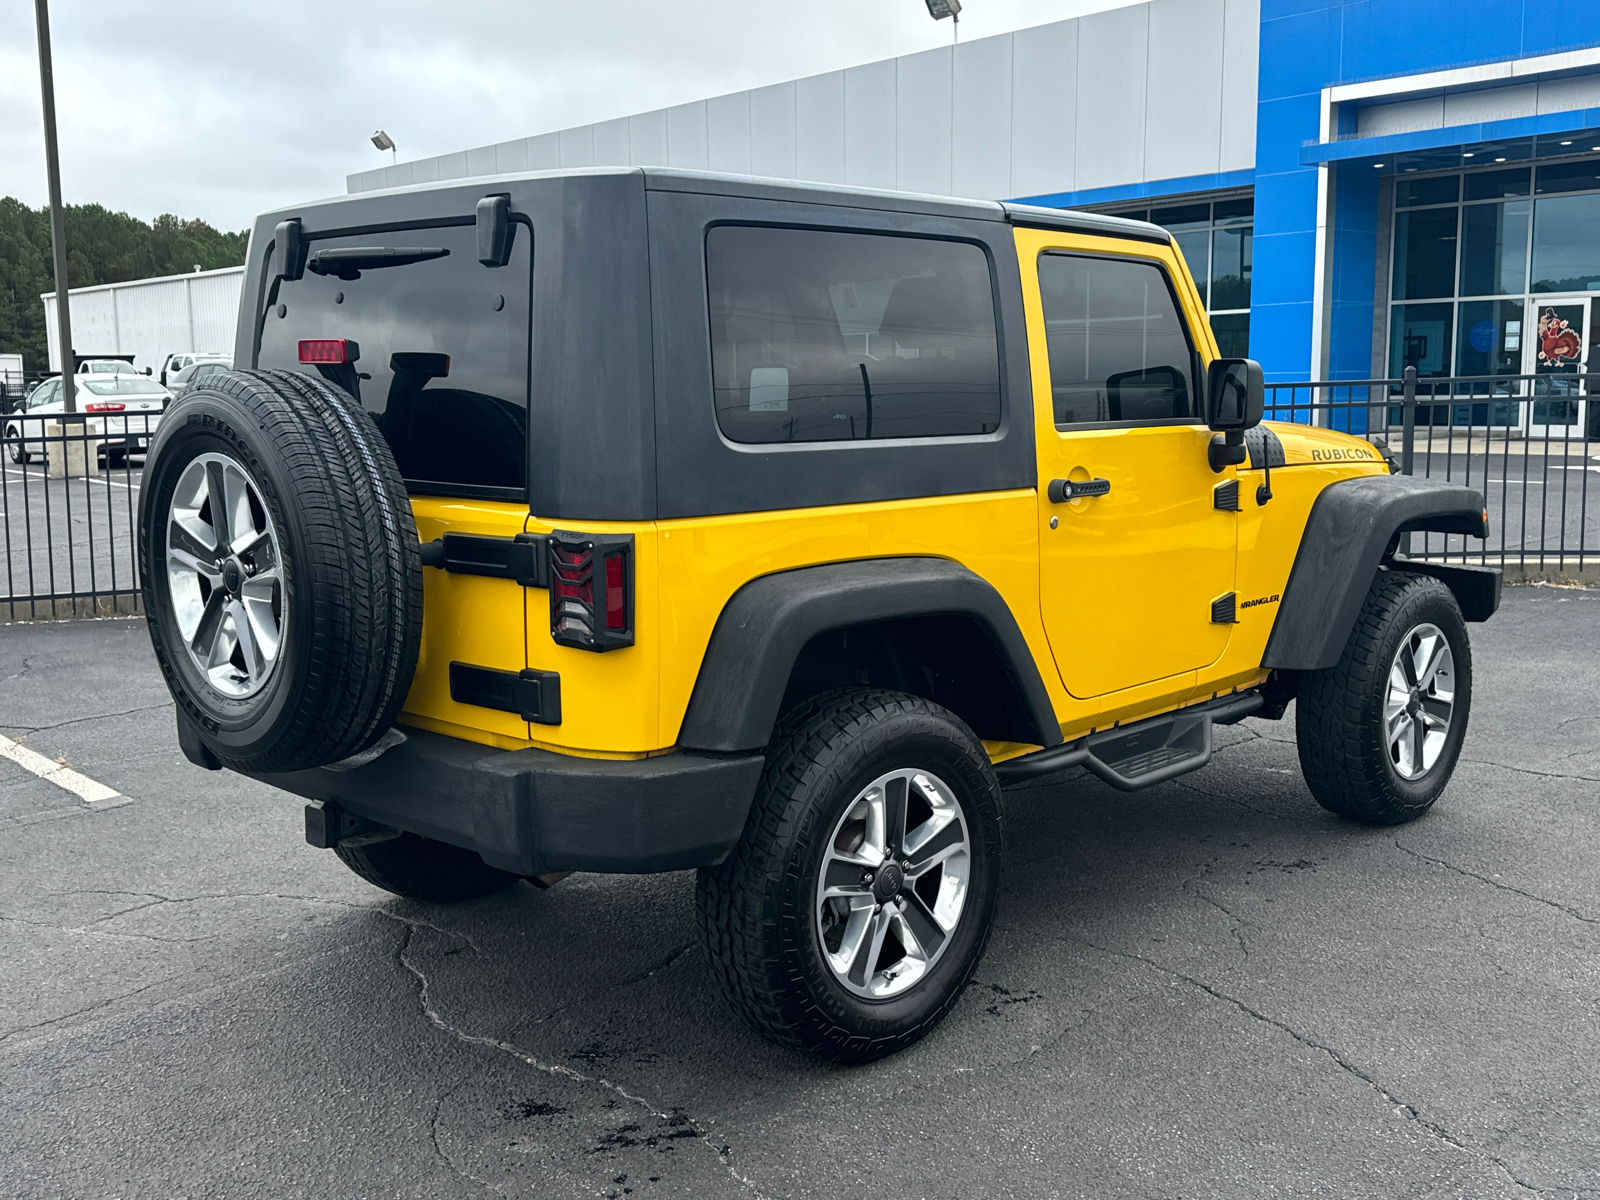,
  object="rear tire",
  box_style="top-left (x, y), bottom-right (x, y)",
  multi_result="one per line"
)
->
top-left (1296, 570), bottom-right (1471, 824)
top-left (139, 370), bottom-right (422, 773)
top-left (336, 833), bottom-right (521, 902)
top-left (697, 688), bottom-right (1003, 1063)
